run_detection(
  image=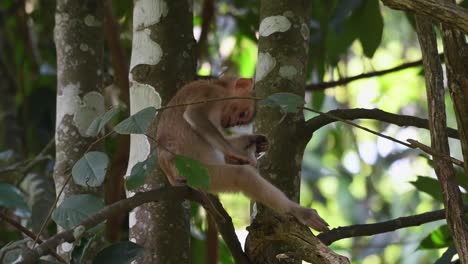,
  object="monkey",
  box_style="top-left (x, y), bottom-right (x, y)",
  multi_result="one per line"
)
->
top-left (156, 77), bottom-right (329, 232)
